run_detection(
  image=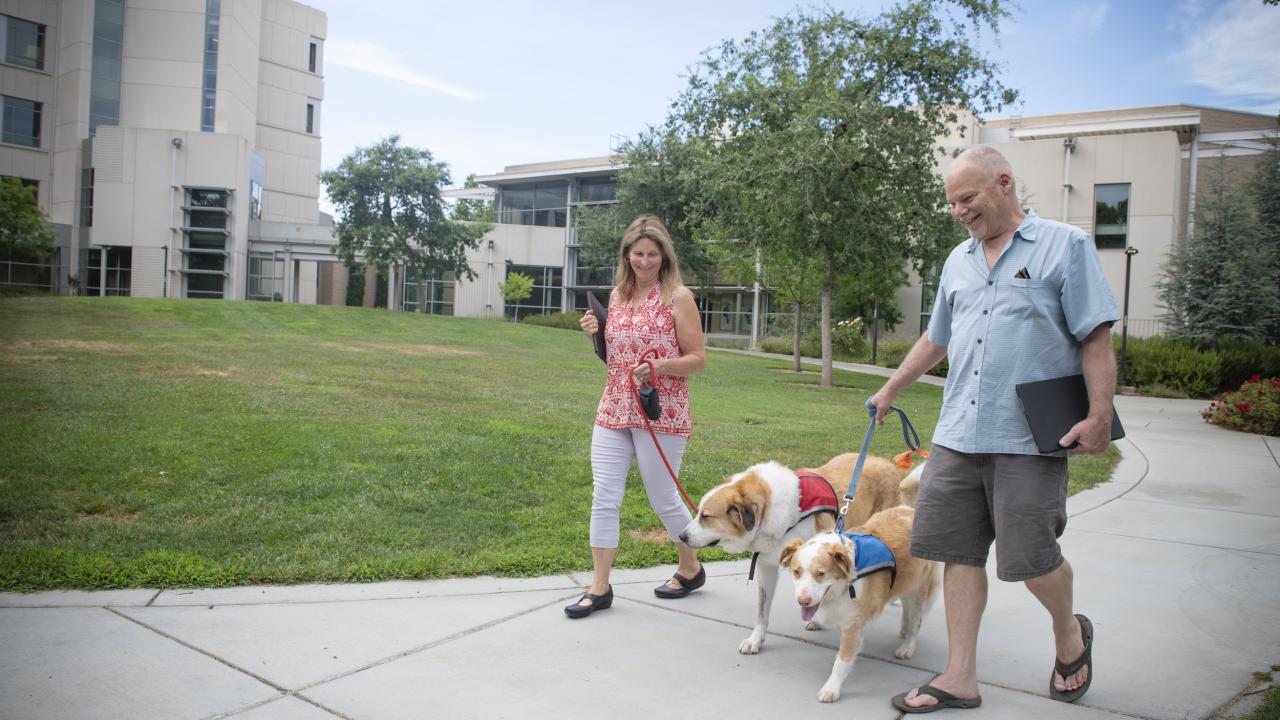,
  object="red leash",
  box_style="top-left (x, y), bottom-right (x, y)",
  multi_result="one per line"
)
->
top-left (628, 348), bottom-right (699, 514)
